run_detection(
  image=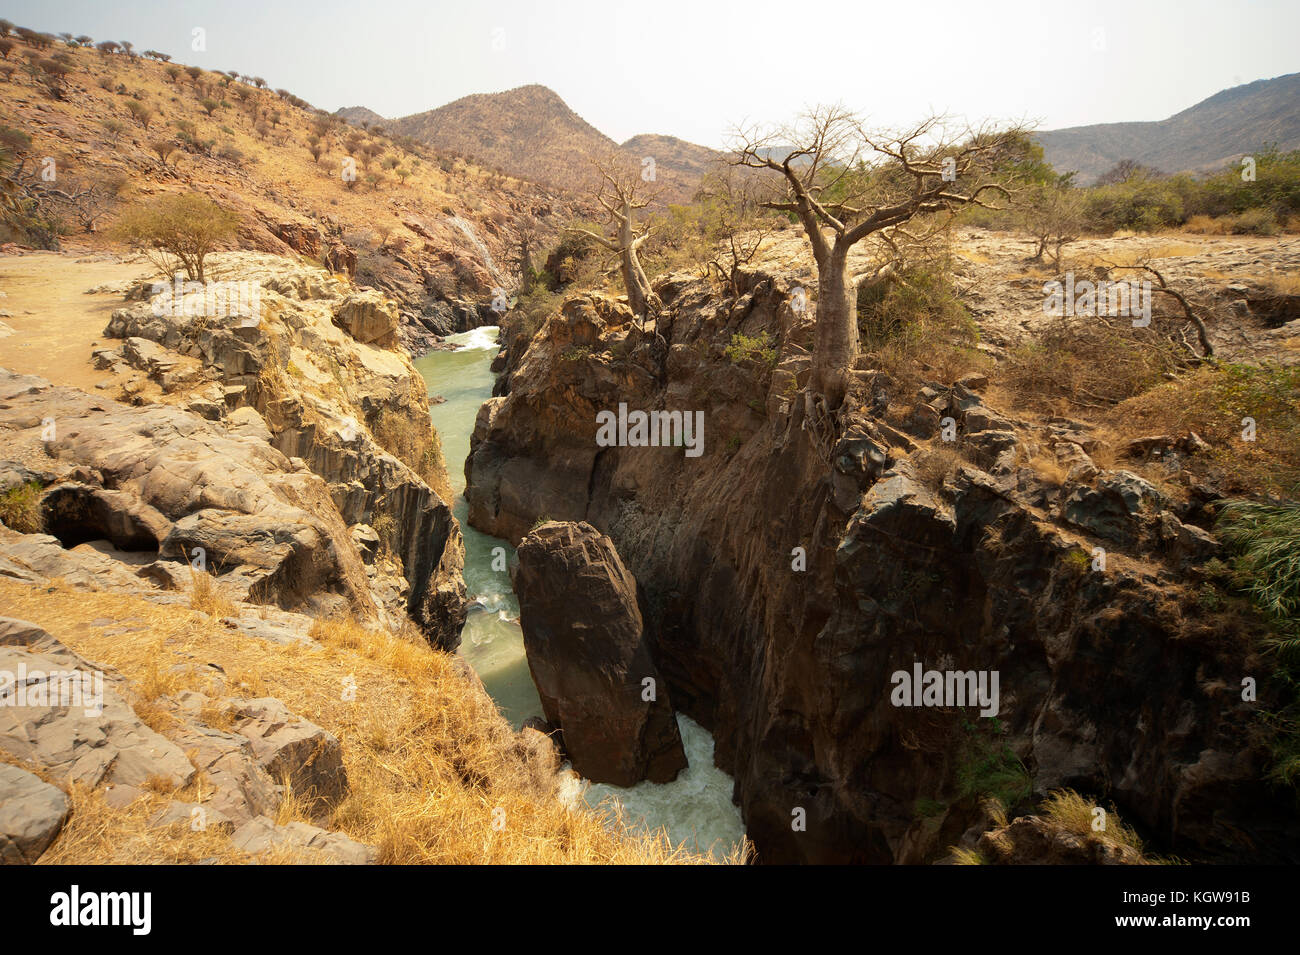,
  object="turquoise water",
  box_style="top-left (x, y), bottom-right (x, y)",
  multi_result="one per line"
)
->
top-left (416, 327), bottom-right (542, 726)
top-left (414, 327), bottom-right (745, 860)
